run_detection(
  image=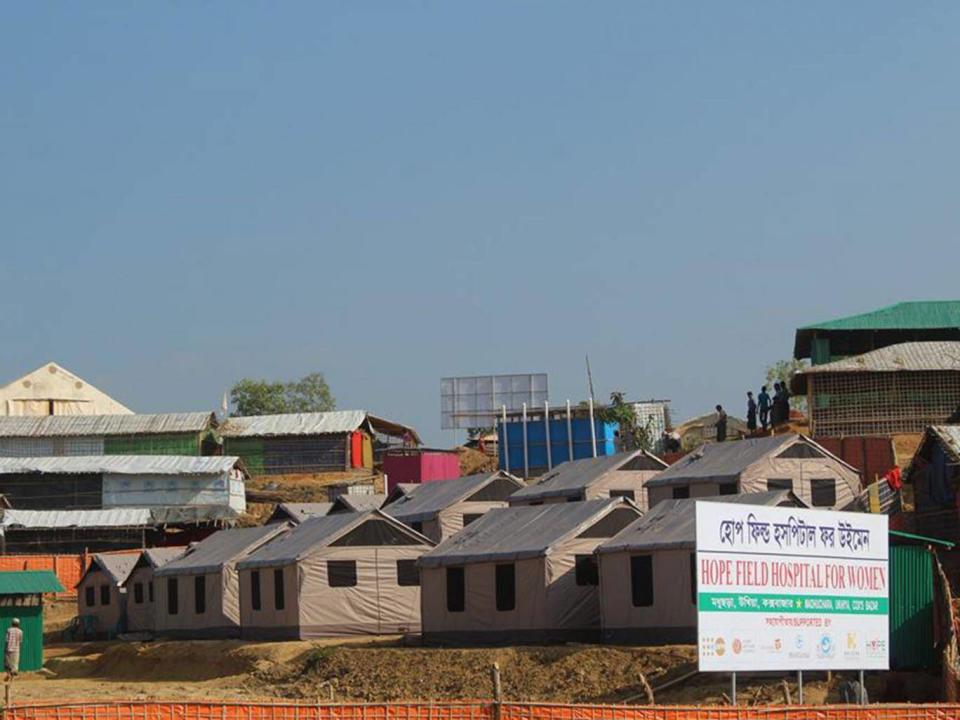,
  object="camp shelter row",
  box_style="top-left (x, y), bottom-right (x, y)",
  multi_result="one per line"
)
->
top-left (0, 409), bottom-right (420, 474)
